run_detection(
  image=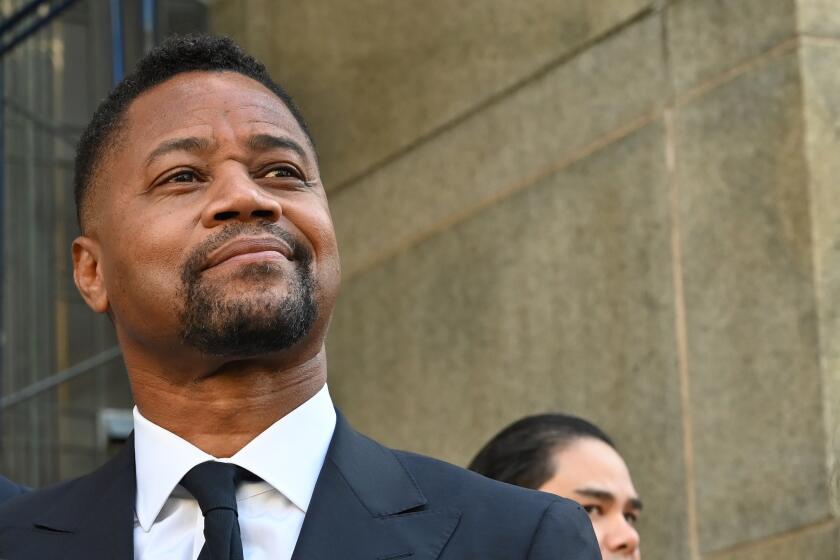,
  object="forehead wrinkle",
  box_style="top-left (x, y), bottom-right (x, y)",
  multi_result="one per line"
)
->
top-left (123, 86), bottom-right (316, 181)
top-left (215, 102), bottom-right (290, 126)
top-left (239, 109), bottom-right (316, 152)
top-left (133, 77), bottom-right (312, 155)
